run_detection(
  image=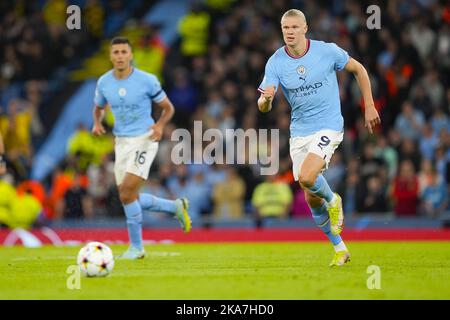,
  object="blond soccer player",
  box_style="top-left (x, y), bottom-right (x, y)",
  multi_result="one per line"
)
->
top-left (257, 10), bottom-right (380, 266)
